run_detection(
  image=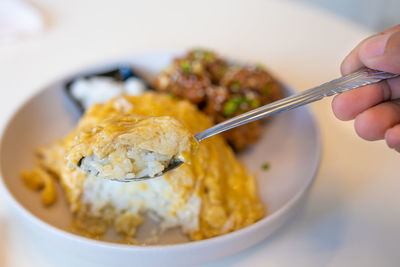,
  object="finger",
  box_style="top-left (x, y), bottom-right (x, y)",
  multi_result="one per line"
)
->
top-left (385, 124), bottom-right (400, 152)
top-left (332, 81), bottom-right (391, 121)
top-left (341, 25), bottom-right (400, 75)
top-left (361, 30), bottom-right (400, 74)
top-left (341, 42), bottom-right (369, 75)
top-left (354, 101), bottom-right (400, 141)
top-left (387, 76), bottom-right (400, 99)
